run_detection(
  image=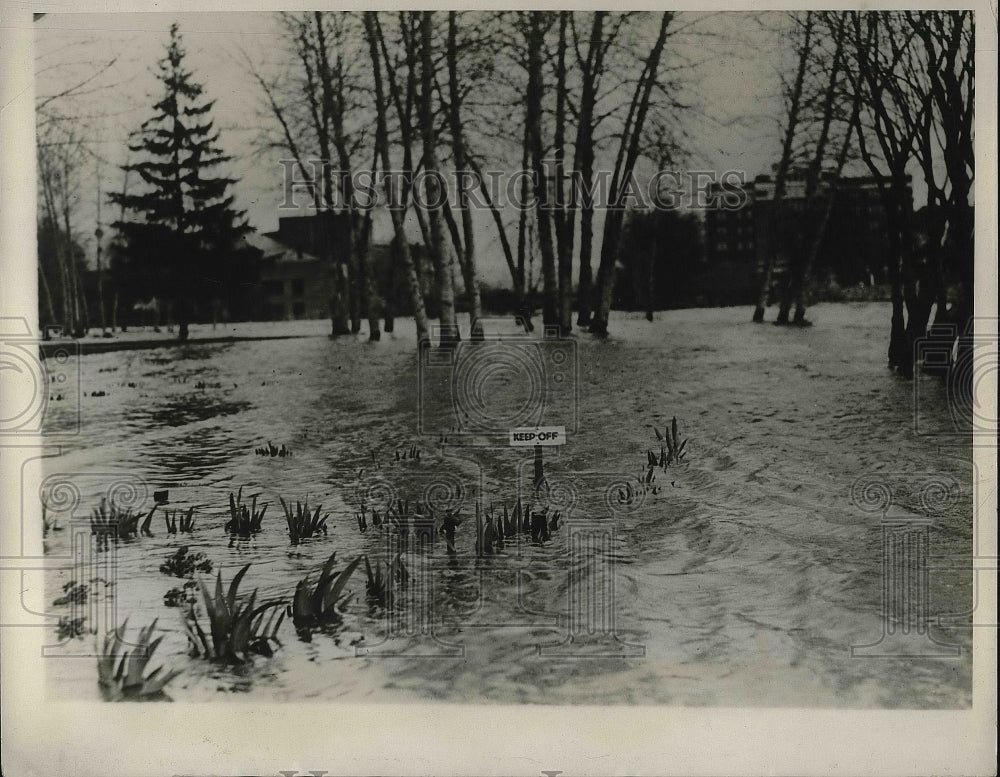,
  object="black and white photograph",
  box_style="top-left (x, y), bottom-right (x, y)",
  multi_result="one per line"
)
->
top-left (0, 4), bottom-right (995, 775)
